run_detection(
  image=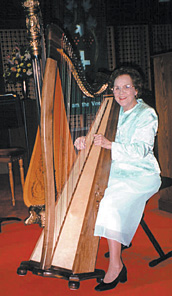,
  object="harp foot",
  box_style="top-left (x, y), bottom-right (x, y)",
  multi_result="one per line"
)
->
top-left (68, 280), bottom-right (80, 290)
top-left (68, 269), bottom-right (105, 290)
top-left (17, 261), bottom-right (105, 290)
top-left (17, 266), bottom-right (28, 276)
top-left (24, 205), bottom-right (45, 227)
